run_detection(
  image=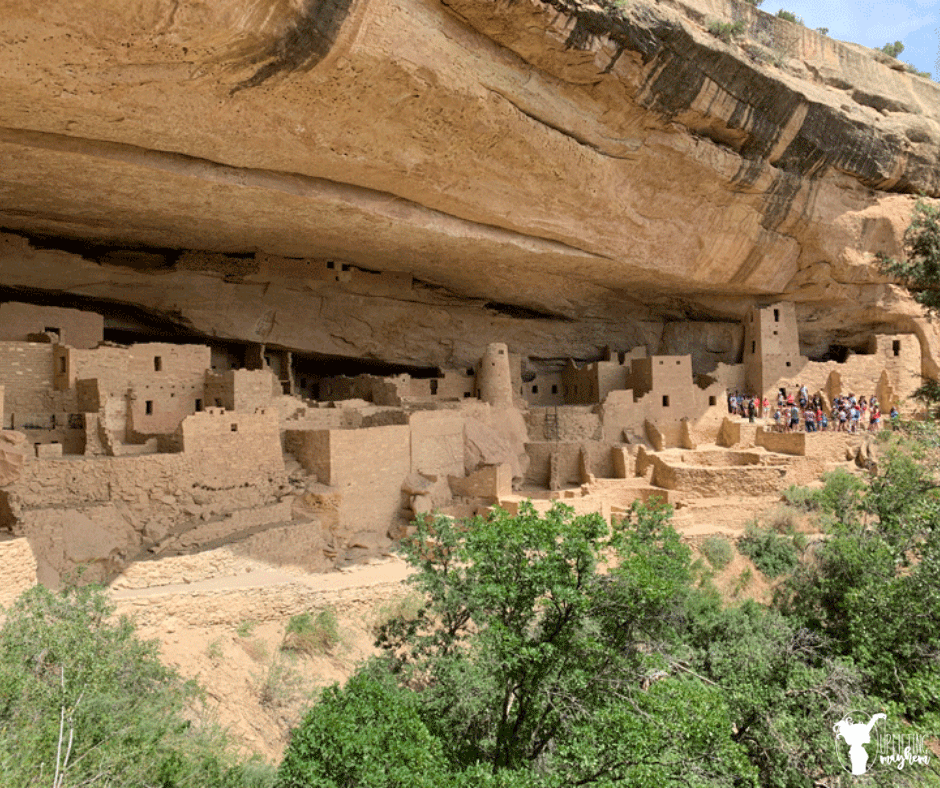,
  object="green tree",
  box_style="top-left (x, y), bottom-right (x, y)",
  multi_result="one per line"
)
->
top-left (0, 585), bottom-right (268, 788)
top-left (372, 501), bottom-right (754, 785)
top-left (881, 40), bottom-right (905, 58)
top-left (879, 198), bottom-right (940, 312)
top-left (276, 671), bottom-right (447, 788)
